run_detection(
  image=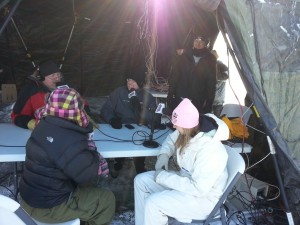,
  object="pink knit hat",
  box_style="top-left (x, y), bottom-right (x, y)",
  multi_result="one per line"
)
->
top-left (171, 98), bottom-right (199, 128)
